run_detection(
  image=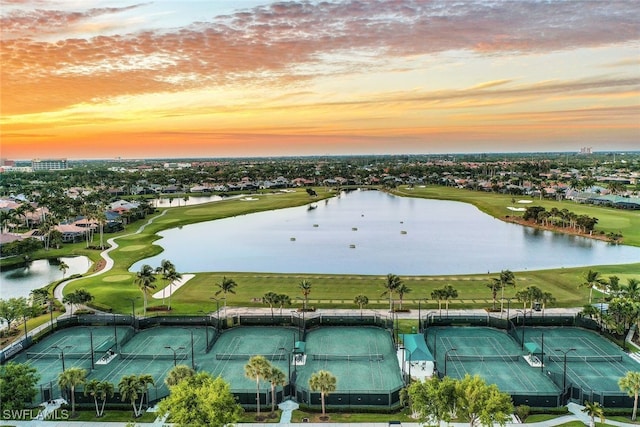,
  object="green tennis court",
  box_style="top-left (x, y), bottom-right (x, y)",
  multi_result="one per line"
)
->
top-left (523, 327), bottom-right (639, 393)
top-left (297, 326), bottom-right (403, 393)
top-left (202, 326), bottom-right (296, 395)
top-left (427, 326), bottom-right (558, 393)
